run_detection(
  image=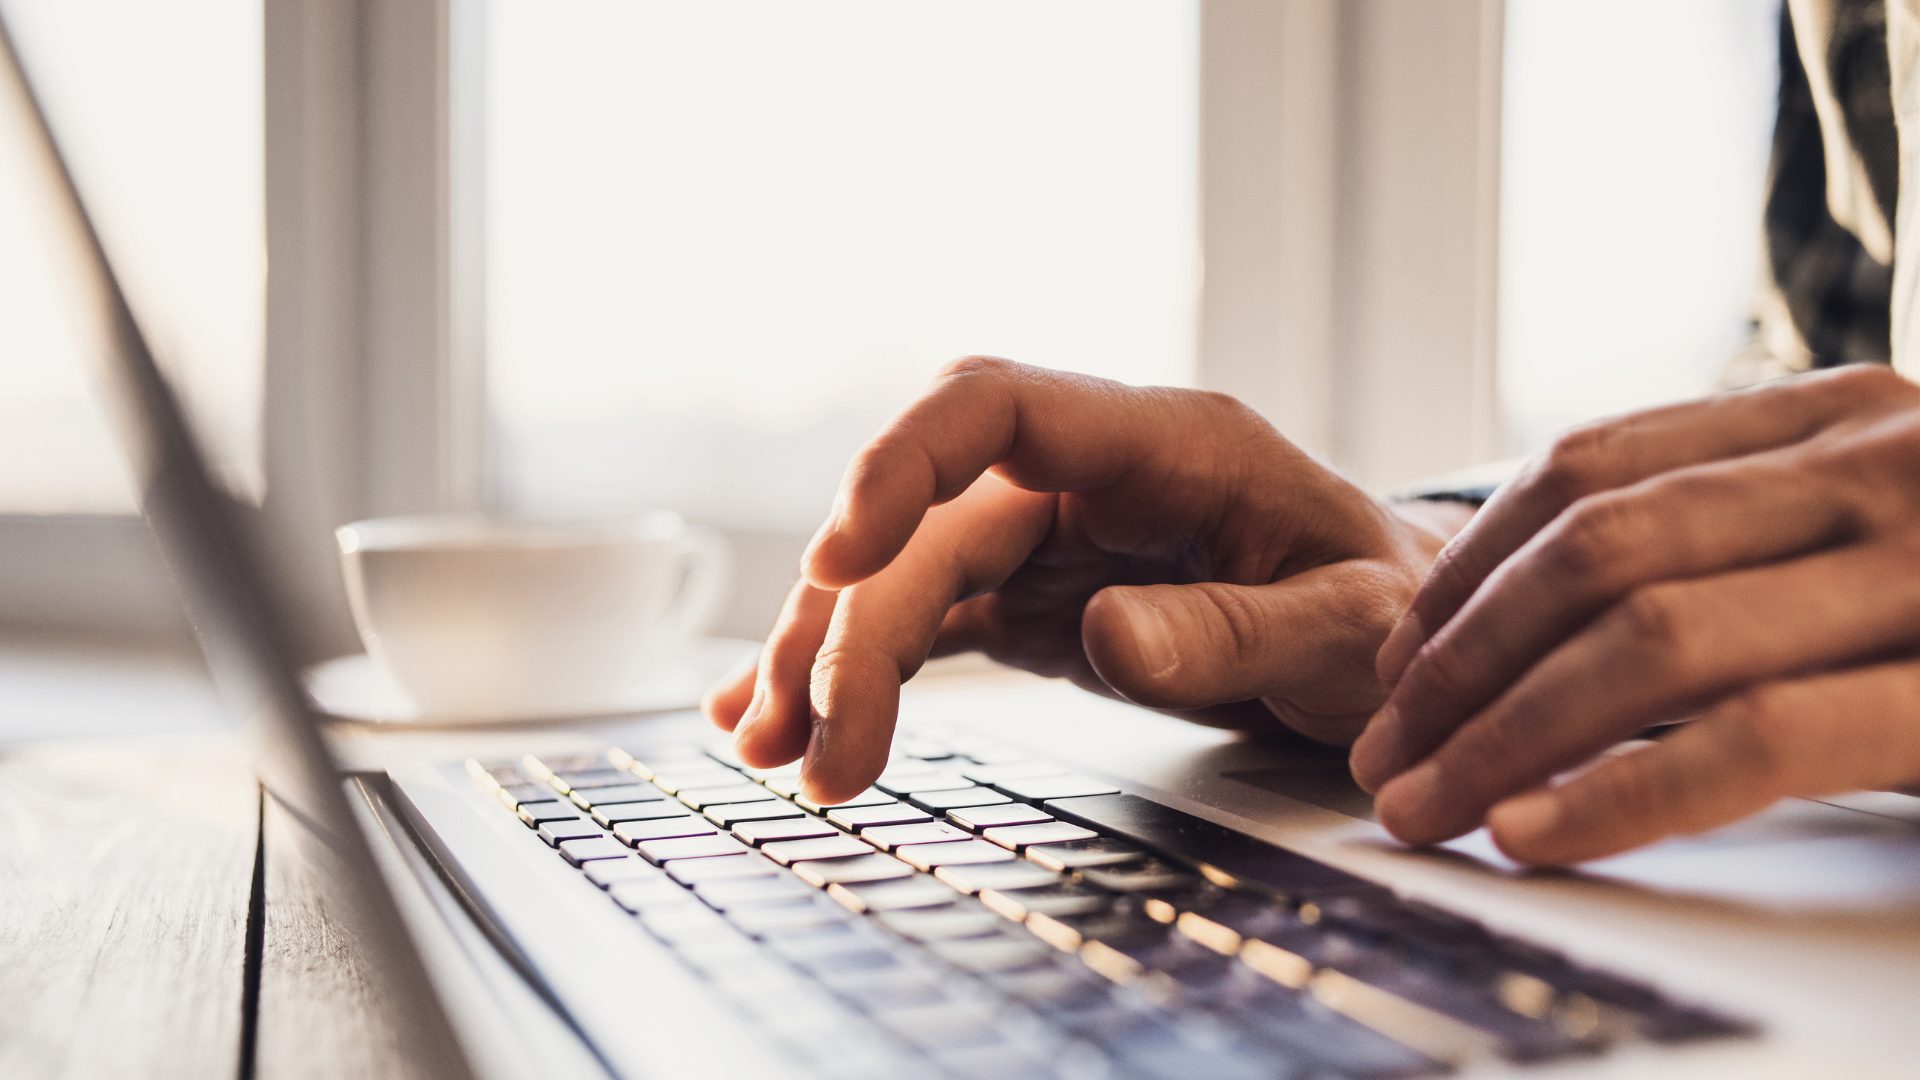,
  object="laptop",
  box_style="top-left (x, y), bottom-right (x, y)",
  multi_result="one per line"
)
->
top-left (13, 10), bottom-right (1920, 1078)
